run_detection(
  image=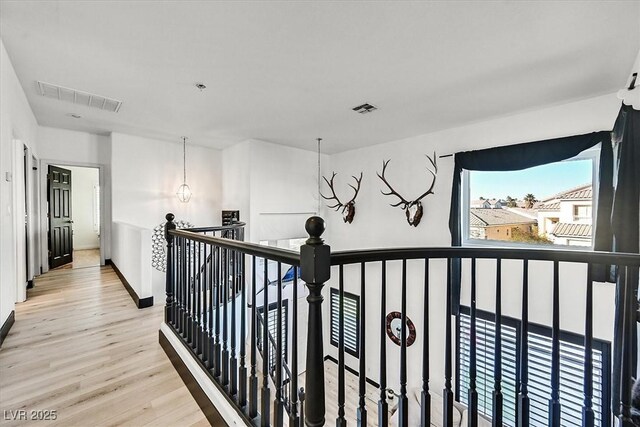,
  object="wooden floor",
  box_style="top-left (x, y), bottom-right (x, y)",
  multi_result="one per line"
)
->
top-left (0, 266), bottom-right (208, 427)
top-left (52, 249), bottom-right (101, 270)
